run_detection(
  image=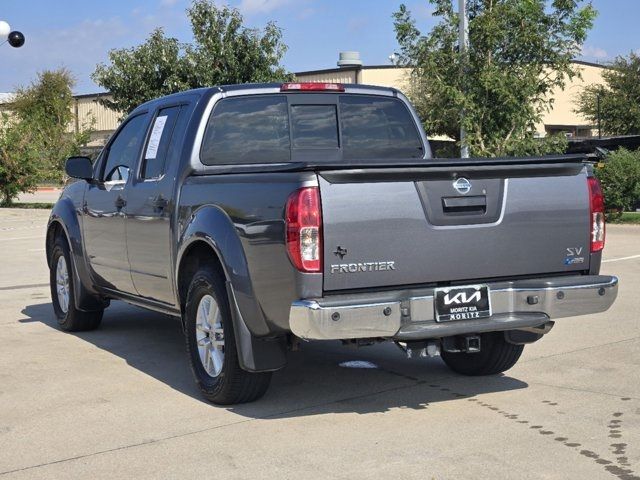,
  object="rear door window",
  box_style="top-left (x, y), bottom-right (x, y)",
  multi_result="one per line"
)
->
top-left (200, 96), bottom-right (290, 164)
top-left (141, 106), bottom-right (181, 179)
top-left (290, 105), bottom-right (339, 149)
top-left (339, 96), bottom-right (423, 159)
